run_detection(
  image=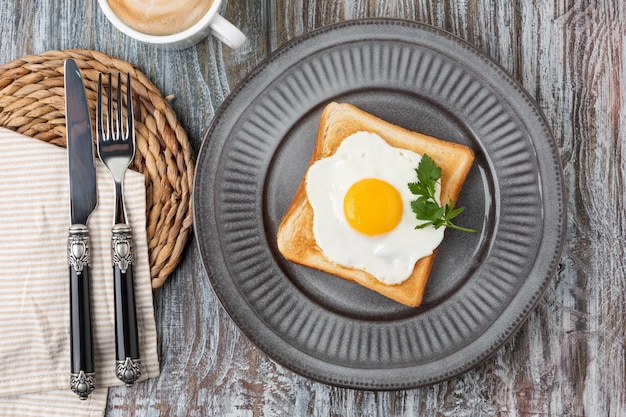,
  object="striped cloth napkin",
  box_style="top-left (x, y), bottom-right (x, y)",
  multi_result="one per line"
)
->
top-left (0, 127), bottom-right (160, 416)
